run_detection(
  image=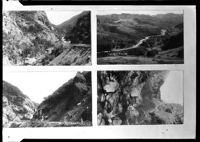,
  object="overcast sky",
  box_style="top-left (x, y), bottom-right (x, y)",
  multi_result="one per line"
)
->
top-left (3, 71), bottom-right (77, 103)
top-left (45, 10), bottom-right (182, 25)
top-left (97, 10), bottom-right (183, 16)
top-left (161, 71), bottom-right (183, 105)
top-left (45, 11), bottom-right (83, 25)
